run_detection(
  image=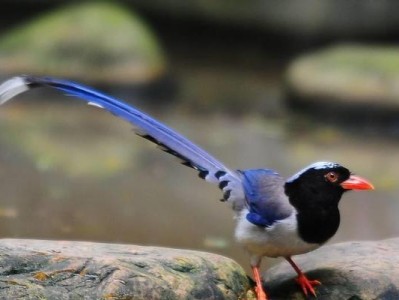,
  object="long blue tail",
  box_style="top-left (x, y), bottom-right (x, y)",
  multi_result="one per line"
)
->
top-left (0, 76), bottom-right (240, 188)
